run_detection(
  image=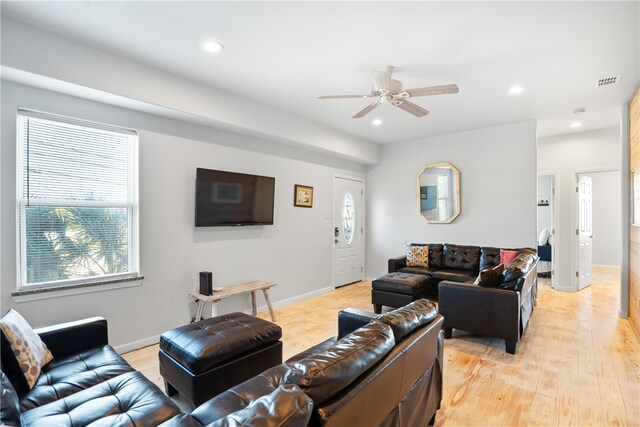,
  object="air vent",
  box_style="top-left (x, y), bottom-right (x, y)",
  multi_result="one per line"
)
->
top-left (596, 74), bottom-right (621, 87)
